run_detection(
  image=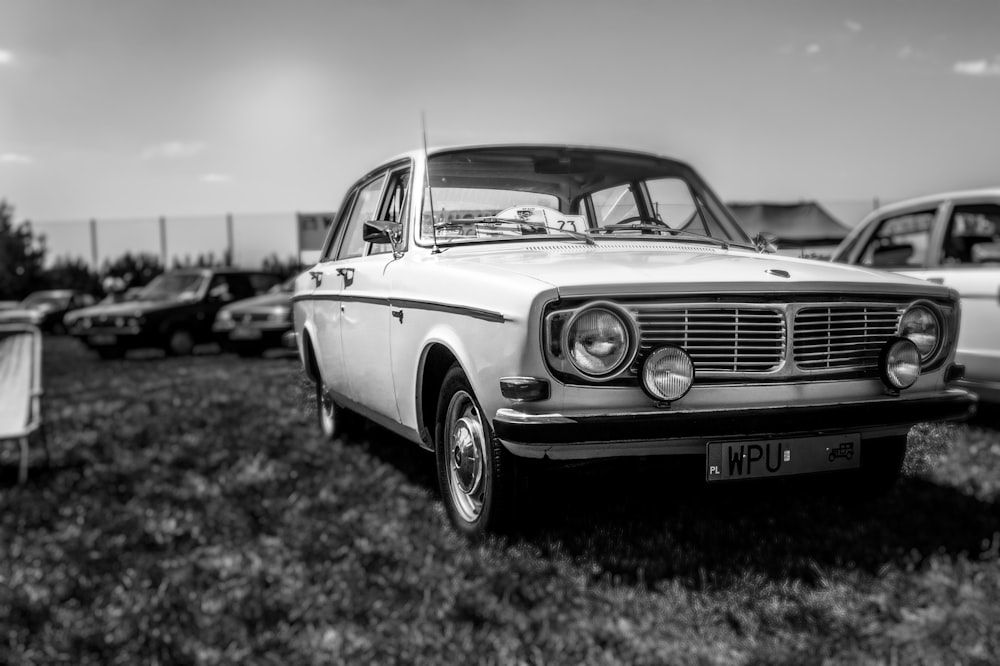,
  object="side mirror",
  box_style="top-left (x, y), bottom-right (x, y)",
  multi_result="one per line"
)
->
top-left (363, 220), bottom-right (404, 257)
top-left (753, 232), bottom-right (779, 254)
